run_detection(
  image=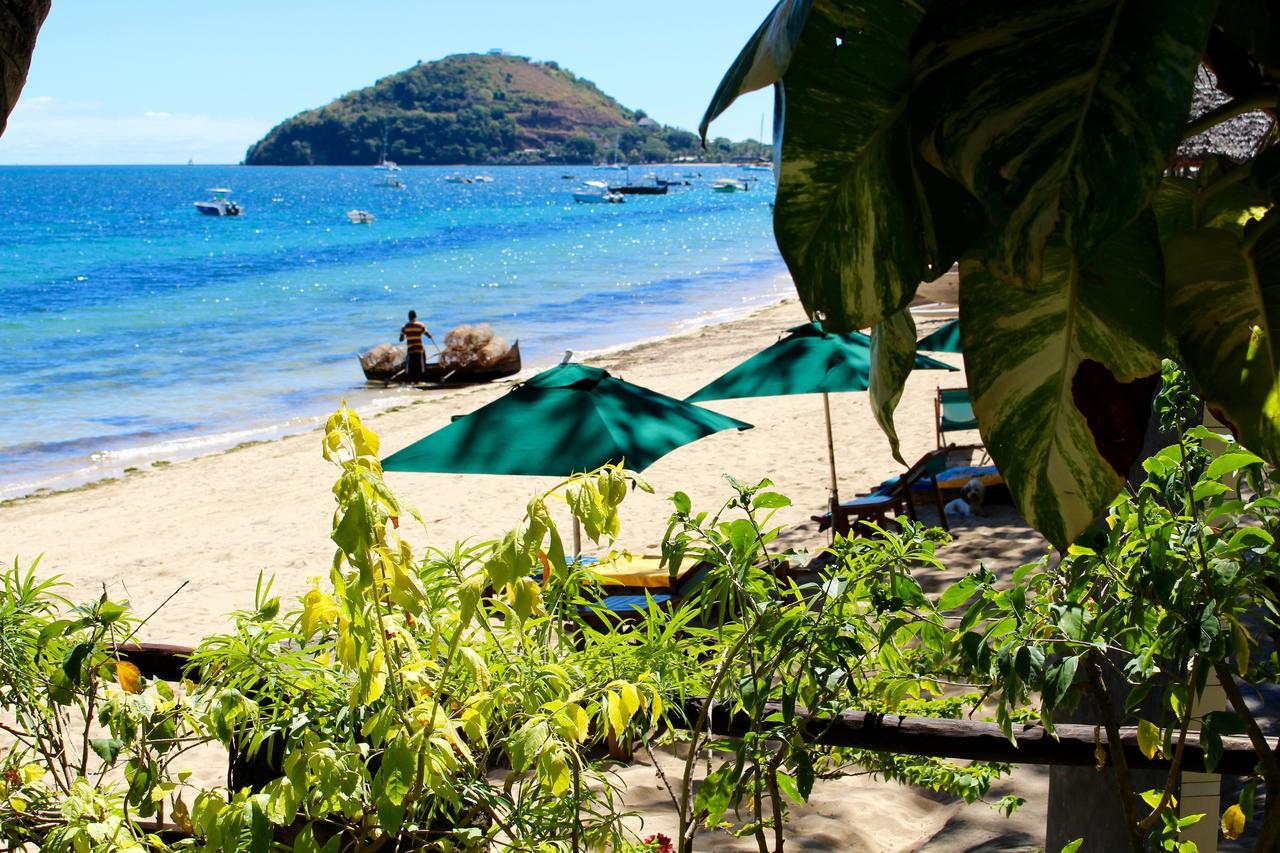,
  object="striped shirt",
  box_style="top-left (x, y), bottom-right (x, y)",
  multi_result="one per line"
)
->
top-left (401, 321), bottom-right (428, 353)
